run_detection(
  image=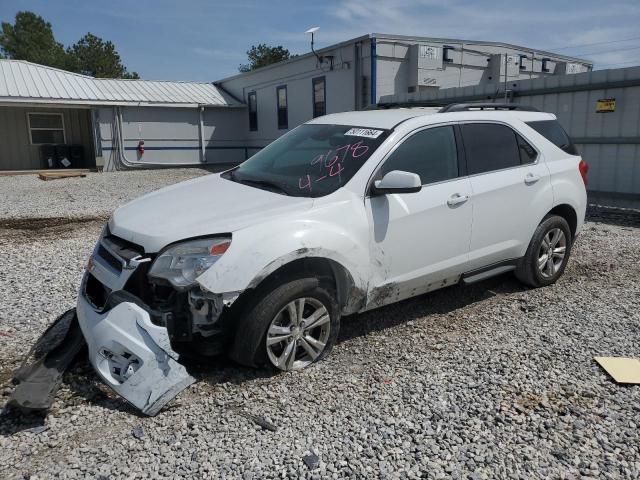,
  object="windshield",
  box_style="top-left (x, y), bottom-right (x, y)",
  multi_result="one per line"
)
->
top-left (224, 124), bottom-right (390, 197)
